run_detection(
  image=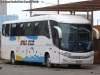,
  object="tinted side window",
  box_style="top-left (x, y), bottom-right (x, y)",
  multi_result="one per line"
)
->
top-left (10, 23), bottom-right (18, 36)
top-left (33, 21), bottom-right (42, 35)
top-left (50, 20), bottom-right (58, 37)
top-left (45, 23), bottom-right (49, 34)
top-left (40, 21), bottom-right (50, 38)
top-left (50, 20), bottom-right (58, 42)
top-left (53, 29), bottom-right (60, 47)
top-left (24, 22), bottom-right (33, 36)
top-left (5, 24), bottom-right (10, 36)
top-left (2, 24), bottom-right (5, 36)
top-left (17, 23), bottom-right (25, 36)
top-left (24, 21), bottom-right (42, 36)
top-left (3, 21), bottom-right (50, 37)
